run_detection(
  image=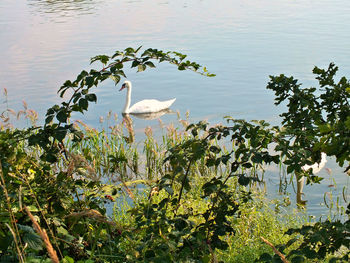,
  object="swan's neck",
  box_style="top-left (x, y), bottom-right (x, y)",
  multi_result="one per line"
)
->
top-left (123, 84), bottom-right (132, 113)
